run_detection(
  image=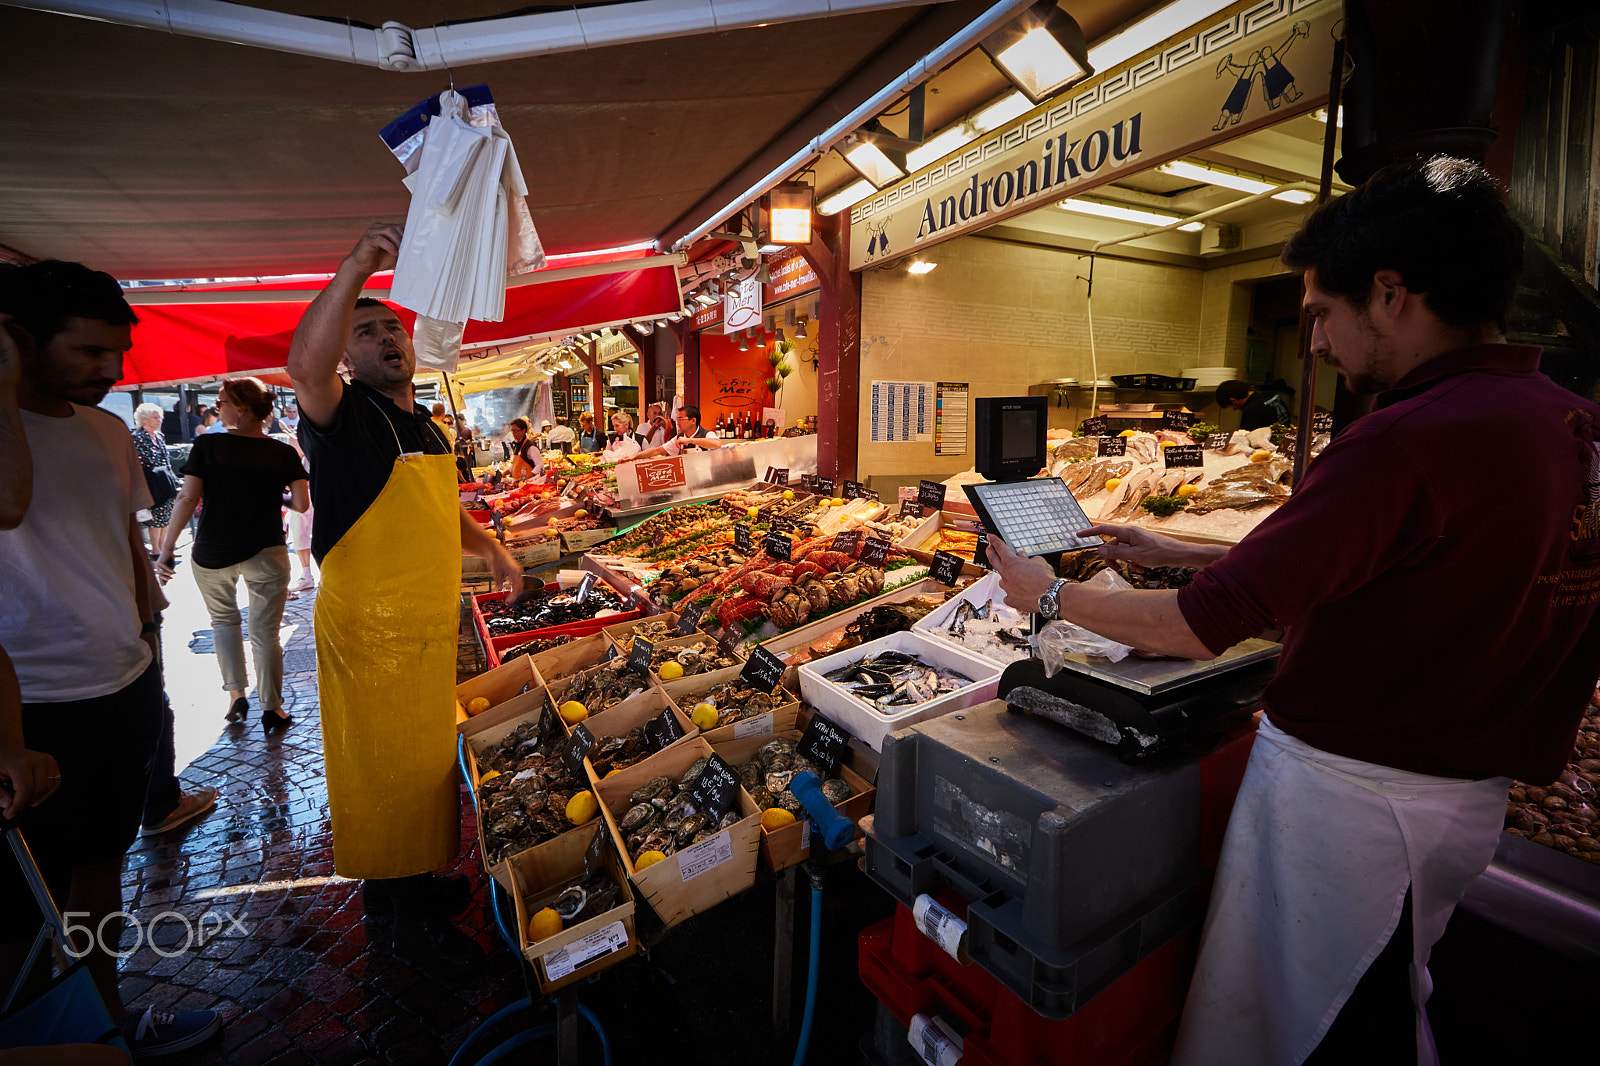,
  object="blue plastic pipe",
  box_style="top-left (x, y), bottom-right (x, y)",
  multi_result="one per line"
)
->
top-left (791, 873), bottom-right (824, 1066)
top-left (789, 771), bottom-right (854, 850)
